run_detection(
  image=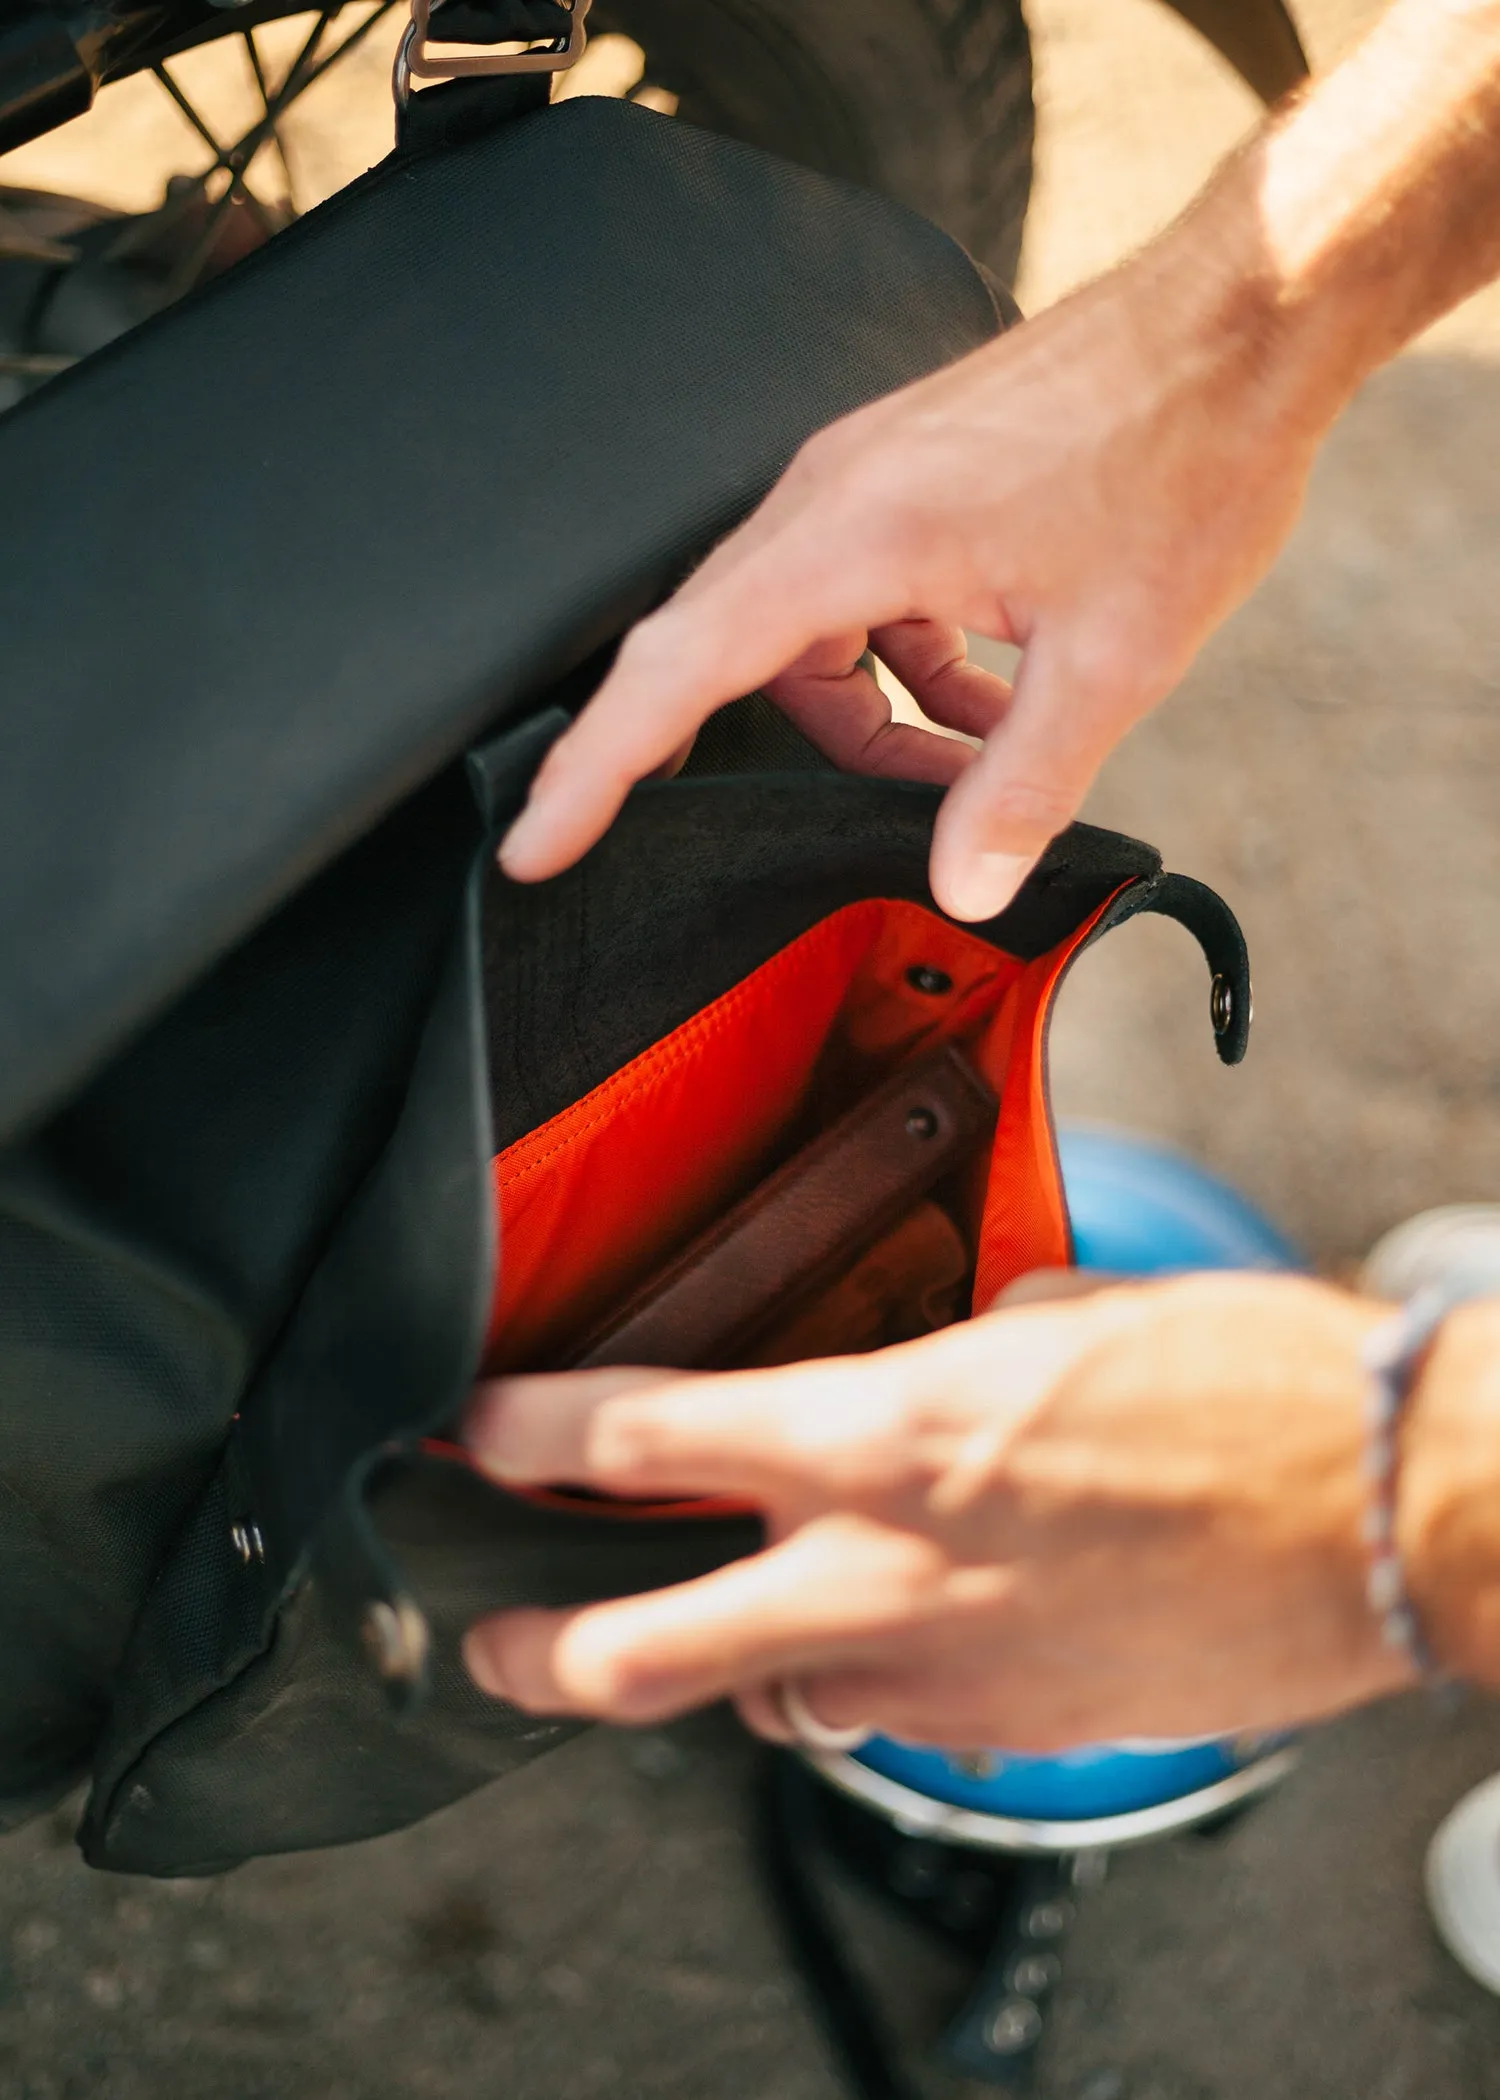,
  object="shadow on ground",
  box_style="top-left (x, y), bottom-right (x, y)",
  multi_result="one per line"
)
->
top-left (3, 1692), bottom-right (1500, 2100)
